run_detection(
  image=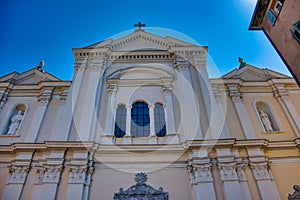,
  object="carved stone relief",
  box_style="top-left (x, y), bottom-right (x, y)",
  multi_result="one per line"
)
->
top-left (114, 173), bottom-right (168, 200)
top-left (43, 165), bottom-right (63, 183)
top-left (8, 165), bottom-right (30, 184)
